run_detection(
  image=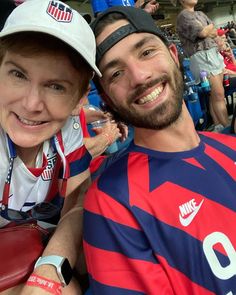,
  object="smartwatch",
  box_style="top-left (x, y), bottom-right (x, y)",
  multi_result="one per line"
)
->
top-left (34, 255), bottom-right (73, 286)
